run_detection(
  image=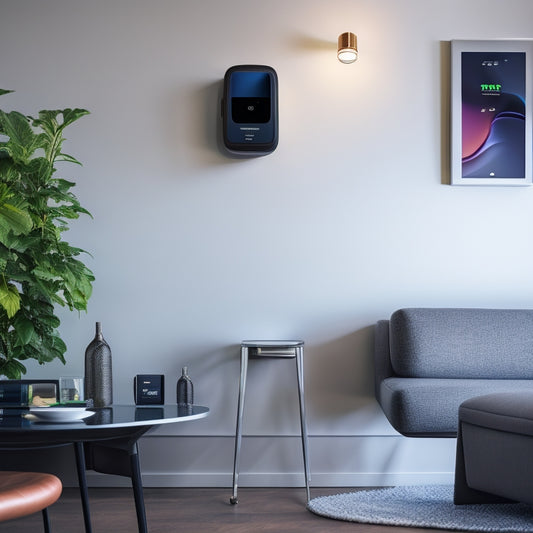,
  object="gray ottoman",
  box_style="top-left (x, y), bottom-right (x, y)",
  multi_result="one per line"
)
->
top-left (454, 391), bottom-right (533, 505)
